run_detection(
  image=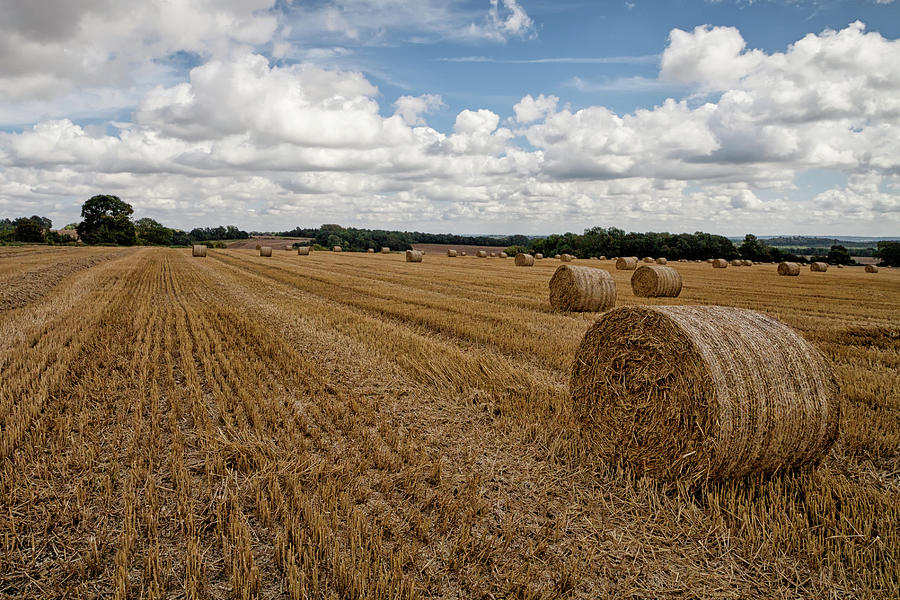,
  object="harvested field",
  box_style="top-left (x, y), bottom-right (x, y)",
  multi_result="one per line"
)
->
top-left (0, 246), bottom-right (897, 599)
